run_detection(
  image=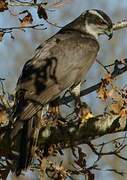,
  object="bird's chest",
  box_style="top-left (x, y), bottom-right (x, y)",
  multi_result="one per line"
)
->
top-left (74, 52), bottom-right (97, 84)
top-left (71, 43), bottom-right (97, 77)
top-left (51, 37), bottom-right (98, 87)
